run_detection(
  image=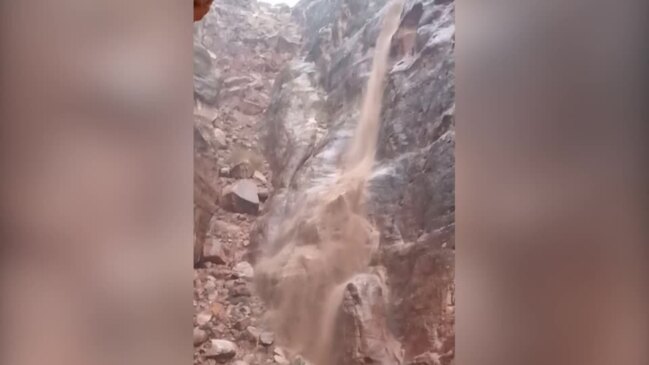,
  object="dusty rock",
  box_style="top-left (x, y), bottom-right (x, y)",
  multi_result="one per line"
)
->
top-left (257, 187), bottom-right (270, 202)
top-left (273, 347), bottom-right (290, 365)
top-left (252, 170), bottom-right (268, 185)
top-left (202, 238), bottom-right (228, 265)
top-left (228, 148), bottom-right (264, 176)
top-left (229, 282), bottom-right (252, 298)
top-left (219, 167), bottom-right (231, 177)
top-left (230, 162), bottom-right (255, 179)
top-left (194, 328), bottom-right (209, 346)
top-left (204, 278), bottom-right (217, 293)
top-left (246, 326), bottom-right (261, 342)
top-left (336, 273), bottom-right (403, 365)
top-left (221, 180), bottom-right (260, 215)
top-left (205, 339), bottom-right (238, 361)
top-left (259, 331), bottom-right (275, 346)
top-left (233, 261), bottom-right (255, 280)
top-left (213, 128), bottom-right (227, 149)
top-left (196, 311), bottom-right (213, 328)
